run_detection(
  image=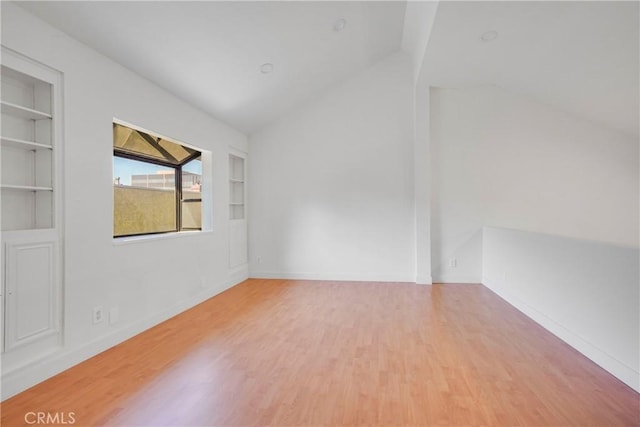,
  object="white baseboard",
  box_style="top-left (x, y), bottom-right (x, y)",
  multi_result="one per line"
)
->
top-left (249, 270), bottom-right (415, 283)
top-left (483, 276), bottom-right (640, 393)
top-left (227, 263), bottom-right (249, 287)
top-left (433, 274), bottom-right (480, 284)
top-left (415, 275), bottom-right (433, 285)
top-left (1, 277), bottom-right (244, 400)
